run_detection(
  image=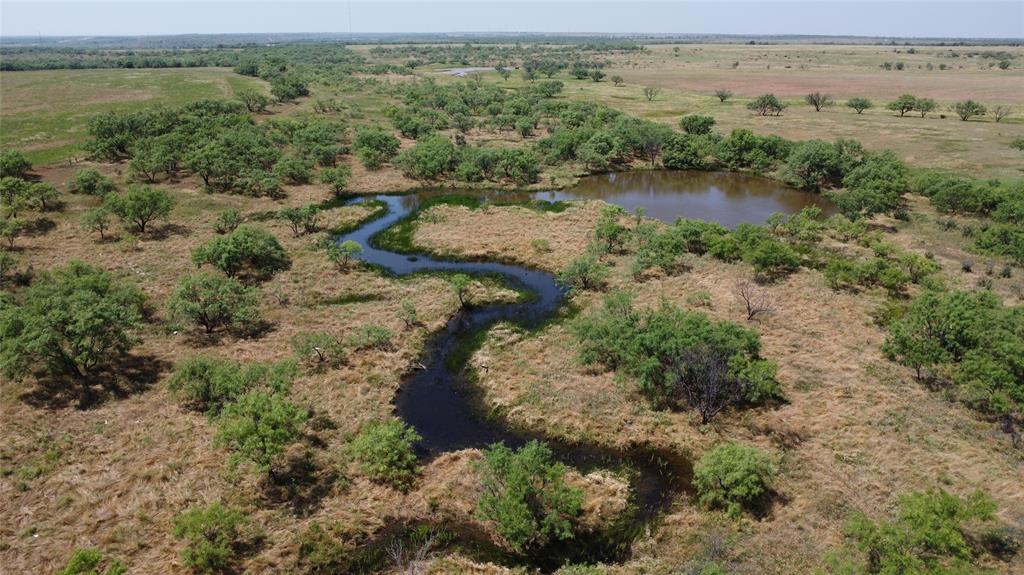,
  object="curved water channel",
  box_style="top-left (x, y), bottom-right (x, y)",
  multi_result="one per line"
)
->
top-left (335, 171), bottom-right (830, 571)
